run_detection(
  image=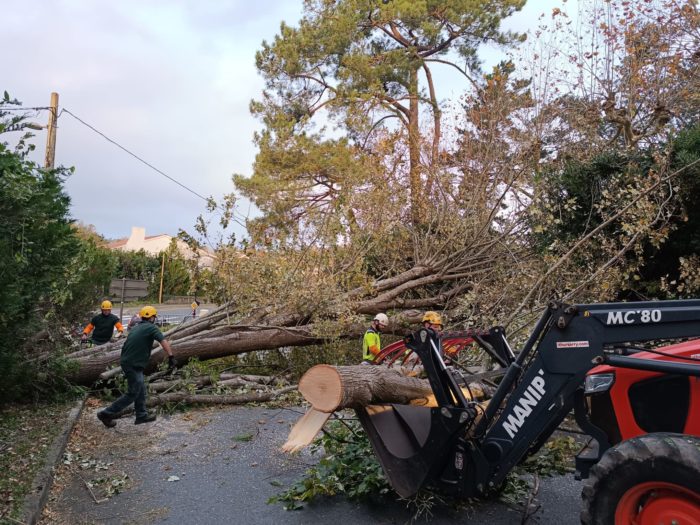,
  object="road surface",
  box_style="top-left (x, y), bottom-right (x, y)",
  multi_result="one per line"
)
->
top-left (42, 403), bottom-right (582, 524)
